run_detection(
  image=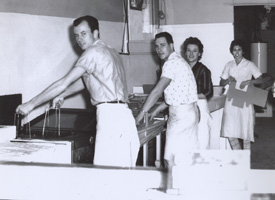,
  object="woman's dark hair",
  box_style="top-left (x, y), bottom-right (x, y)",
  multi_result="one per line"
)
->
top-left (229, 39), bottom-right (247, 55)
top-left (155, 32), bottom-right (174, 44)
top-left (181, 37), bottom-right (204, 60)
top-left (73, 15), bottom-right (99, 34)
